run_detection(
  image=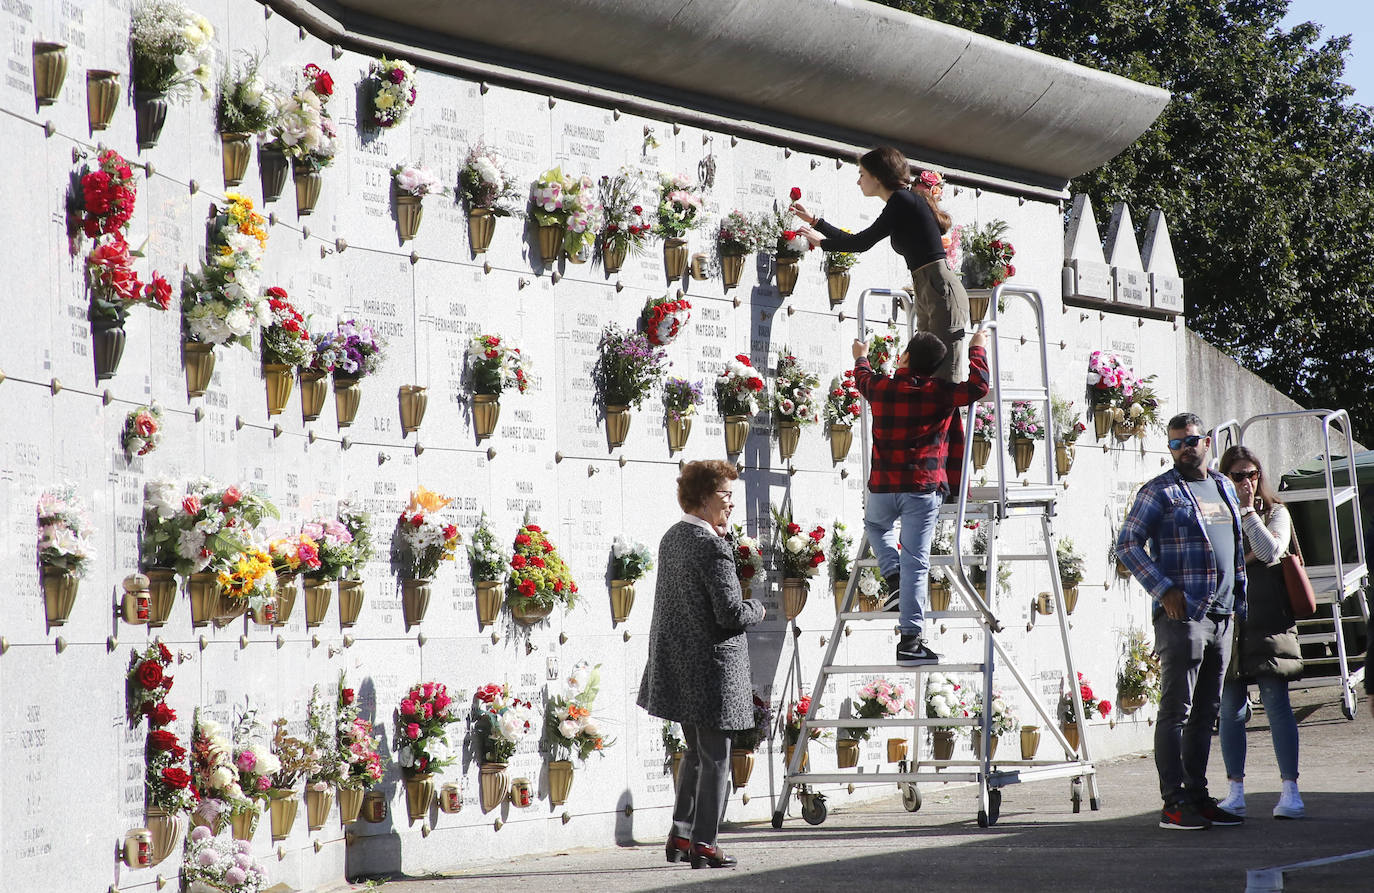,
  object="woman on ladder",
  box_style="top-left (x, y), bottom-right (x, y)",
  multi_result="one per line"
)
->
top-left (792, 146), bottom-right (971, 382)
